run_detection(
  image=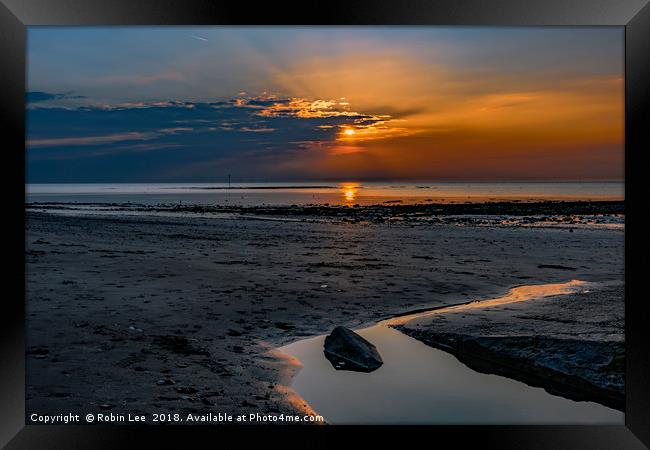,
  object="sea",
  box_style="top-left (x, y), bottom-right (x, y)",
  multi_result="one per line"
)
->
top-left (25, 182), bottom-right (624, 207)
